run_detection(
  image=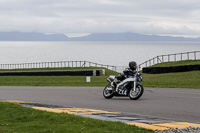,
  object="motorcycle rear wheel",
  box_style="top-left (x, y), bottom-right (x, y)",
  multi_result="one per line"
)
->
top-left (103, 84), bottom-right (115, 99)
top-left (129, 84), bottom-right (144, 100)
